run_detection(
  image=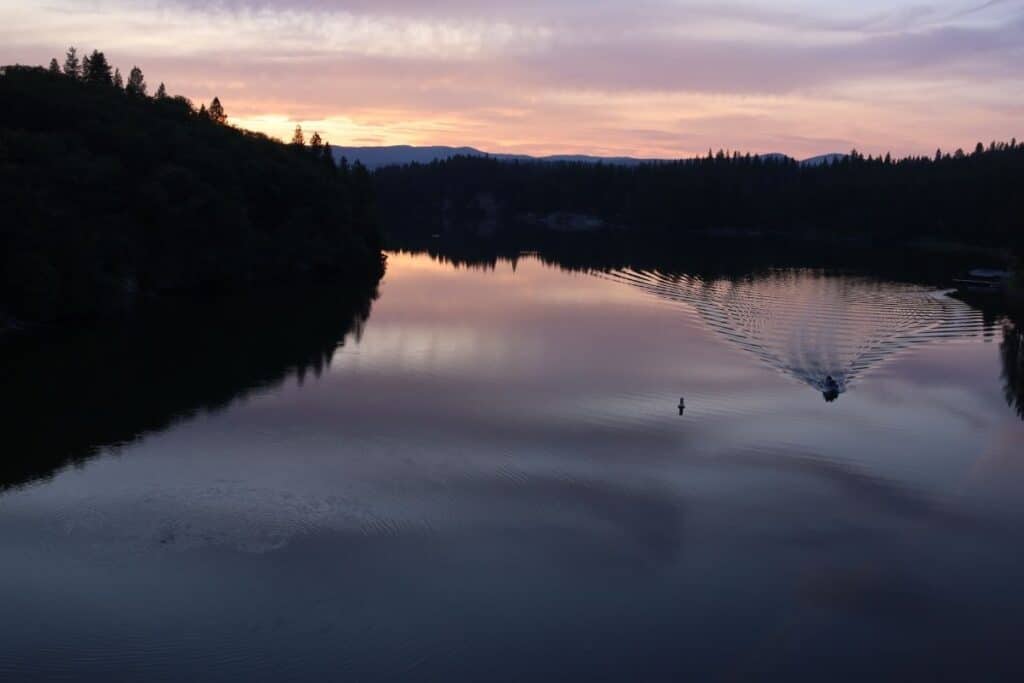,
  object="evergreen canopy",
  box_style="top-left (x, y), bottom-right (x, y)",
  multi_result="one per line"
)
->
top-left (0, 63), bottom-right (381, 324)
